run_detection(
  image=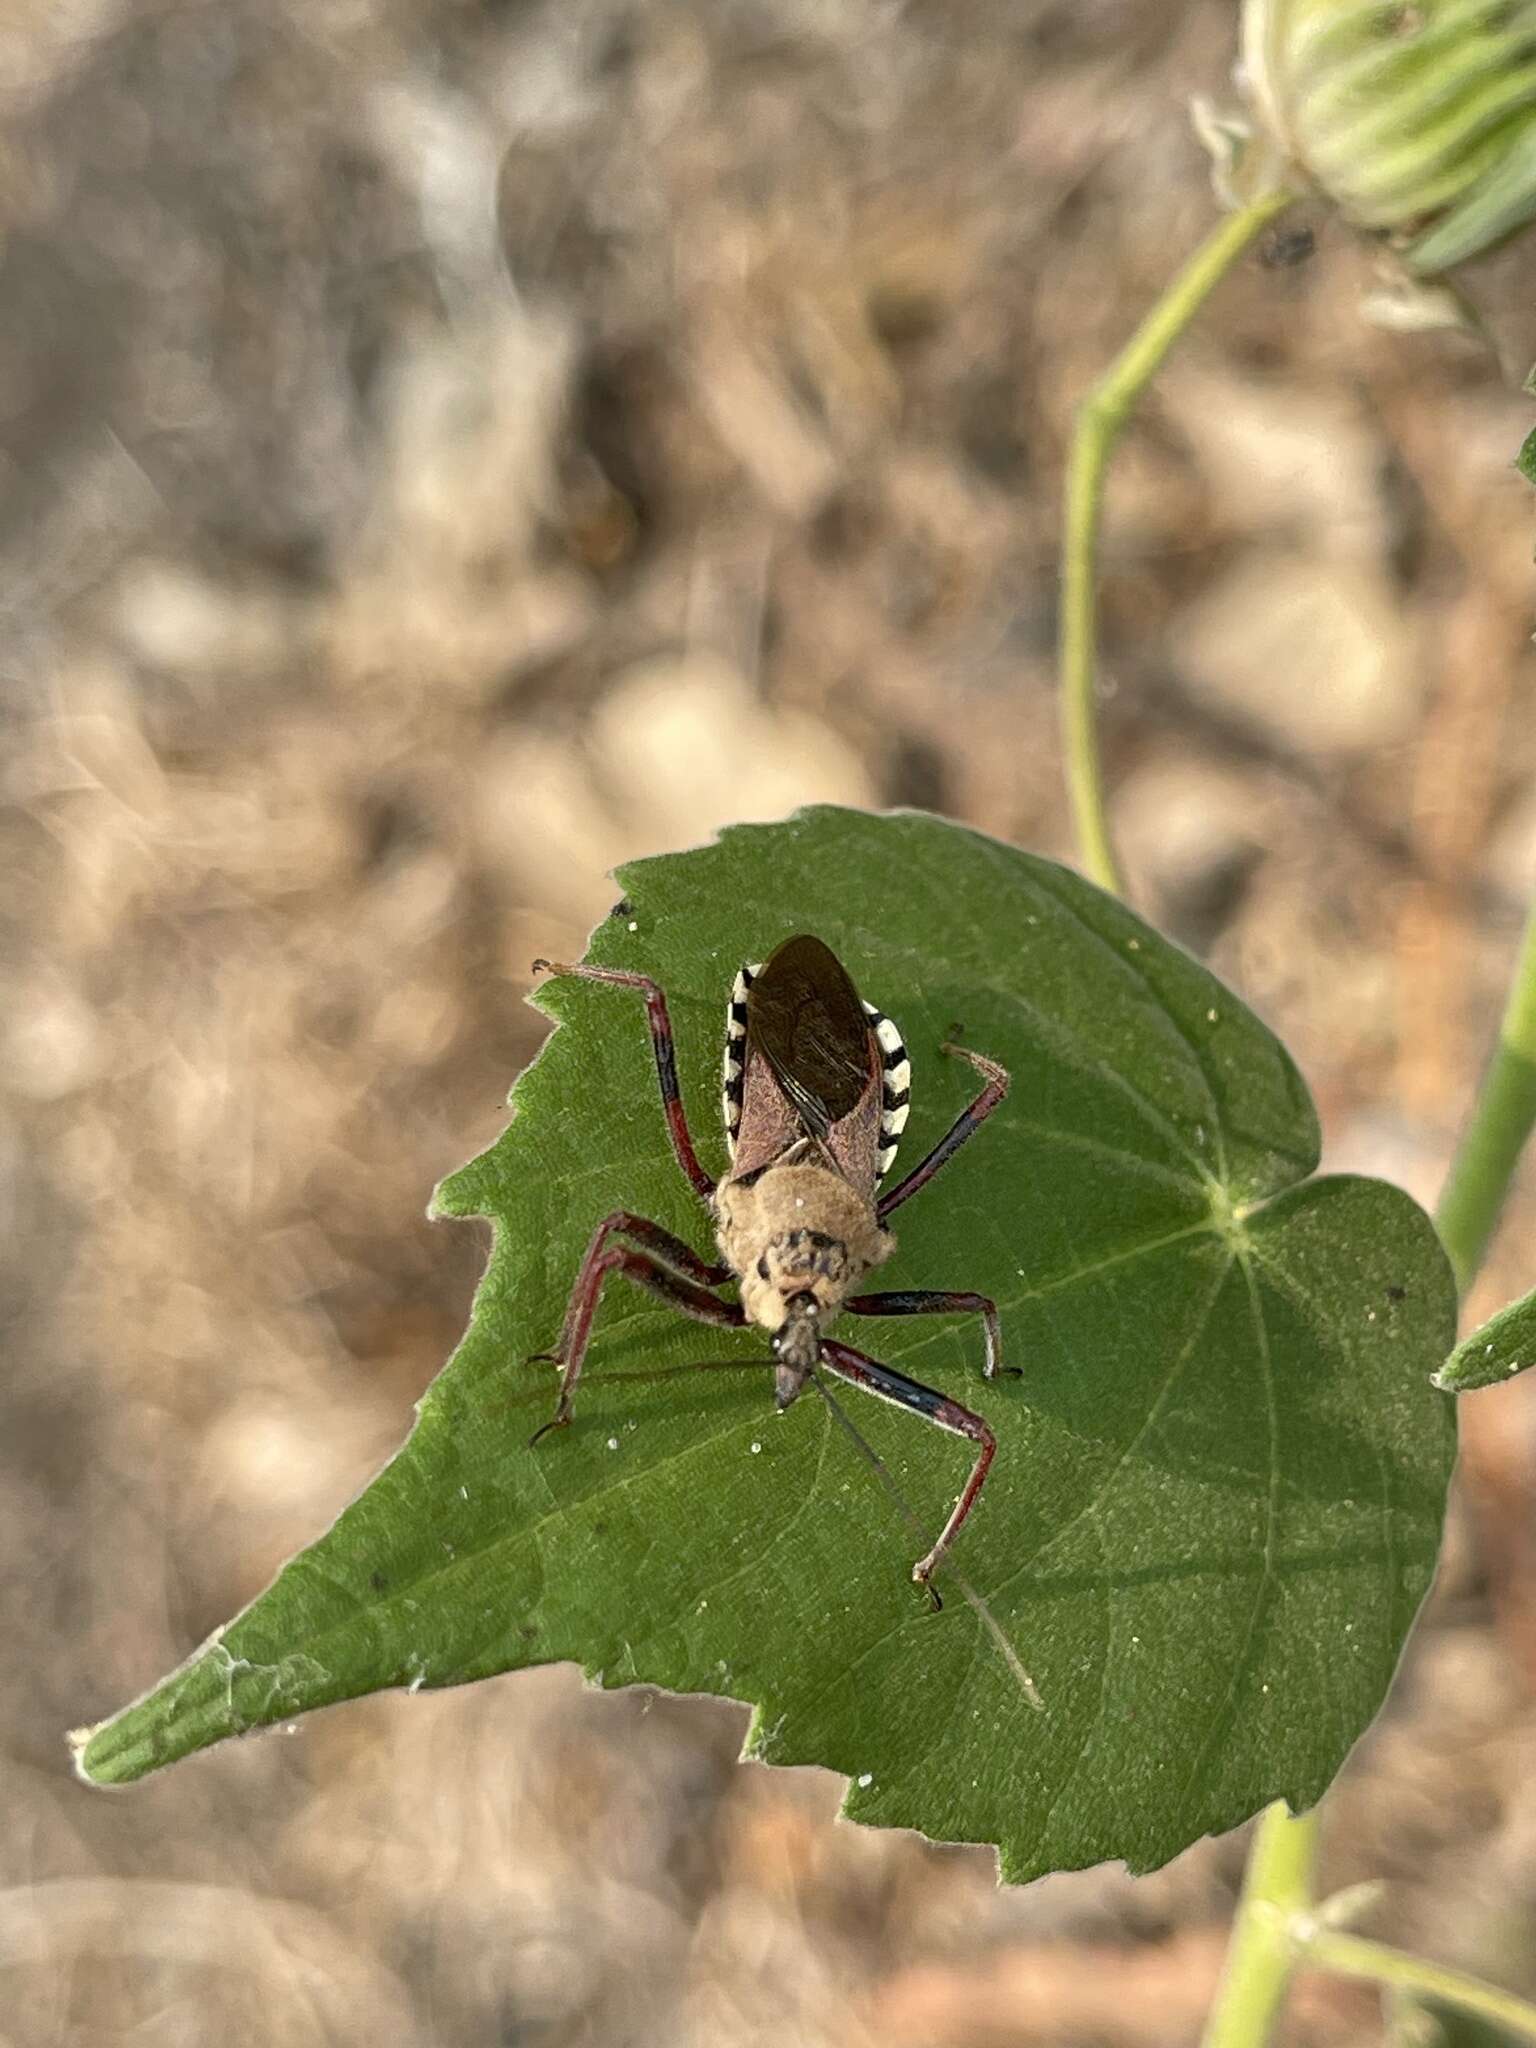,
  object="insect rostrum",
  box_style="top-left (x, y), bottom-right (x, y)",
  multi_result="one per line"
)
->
top-left (529, 934), bottom-right (1011, 1601)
